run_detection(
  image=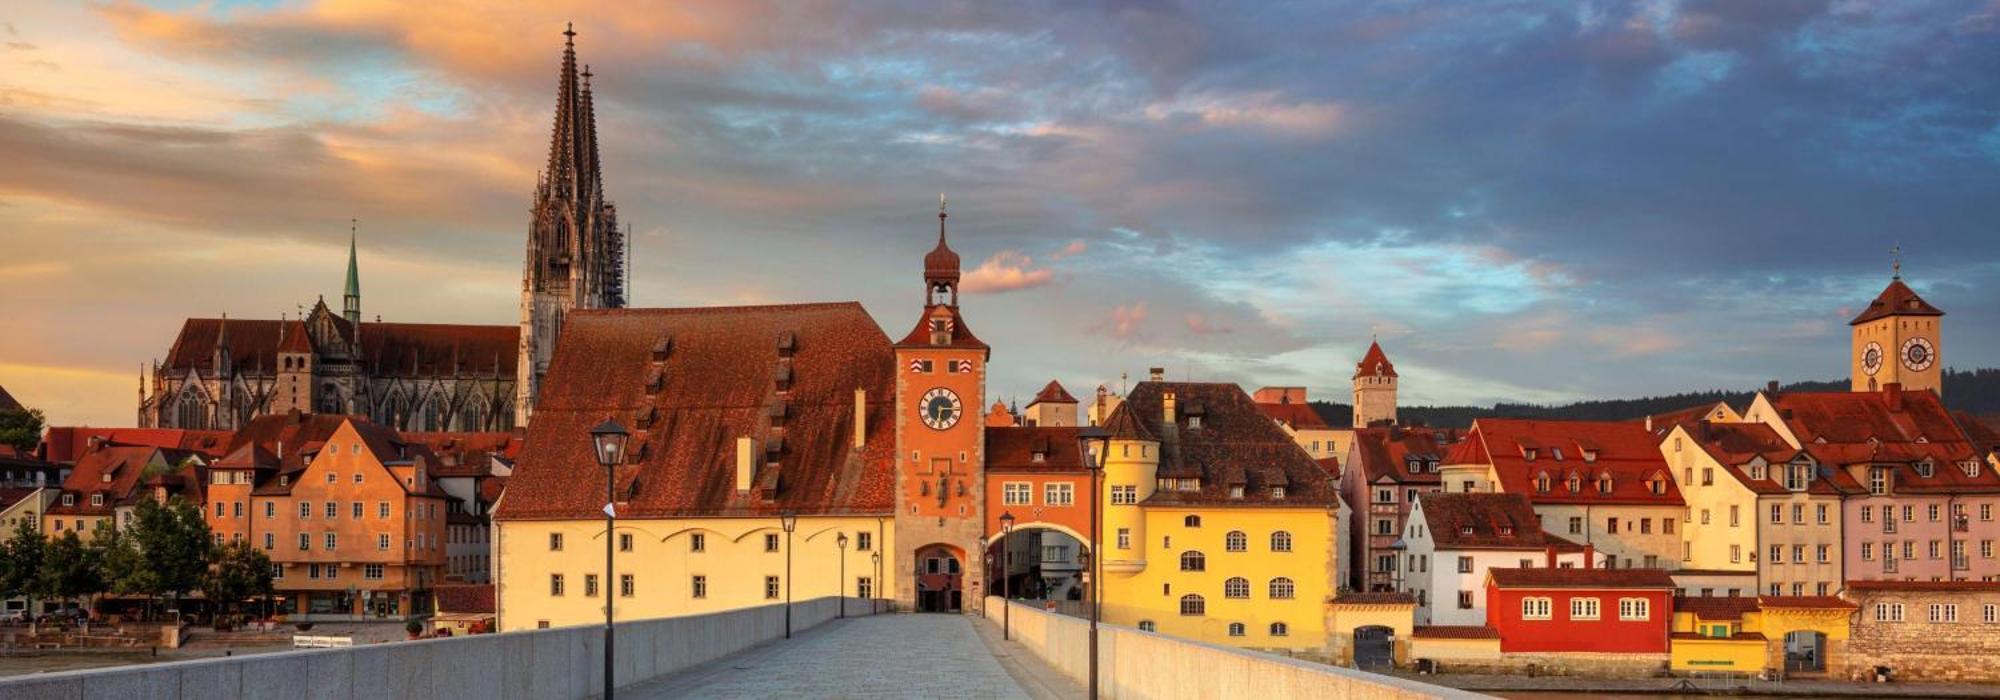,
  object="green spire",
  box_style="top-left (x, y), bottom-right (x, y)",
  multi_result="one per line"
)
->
top-left (343, 219), bottom-right (361, 325)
